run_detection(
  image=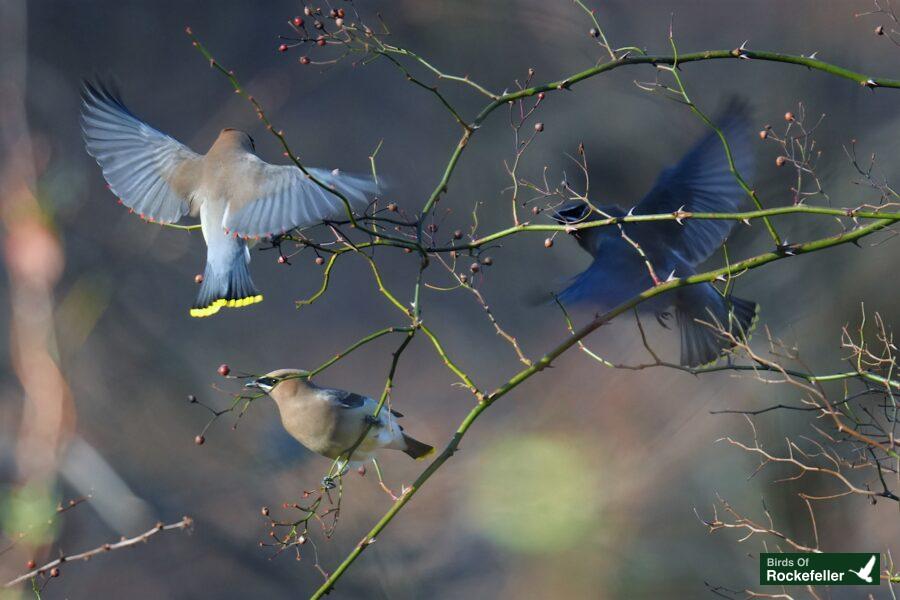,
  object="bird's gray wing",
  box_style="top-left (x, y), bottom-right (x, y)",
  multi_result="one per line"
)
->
top-left (634, 101), bottom-right (754, 265)
top-left (326, 390), bottom-right (403, 418)
top-left (81, 81), bottom-right (201, 224)
top-left (223, 159), bottom-right (375, 238)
